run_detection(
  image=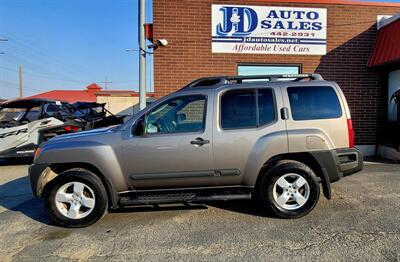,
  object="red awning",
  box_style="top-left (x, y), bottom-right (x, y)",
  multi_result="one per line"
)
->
top-left (368, 18), bottom-right (400, 67)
